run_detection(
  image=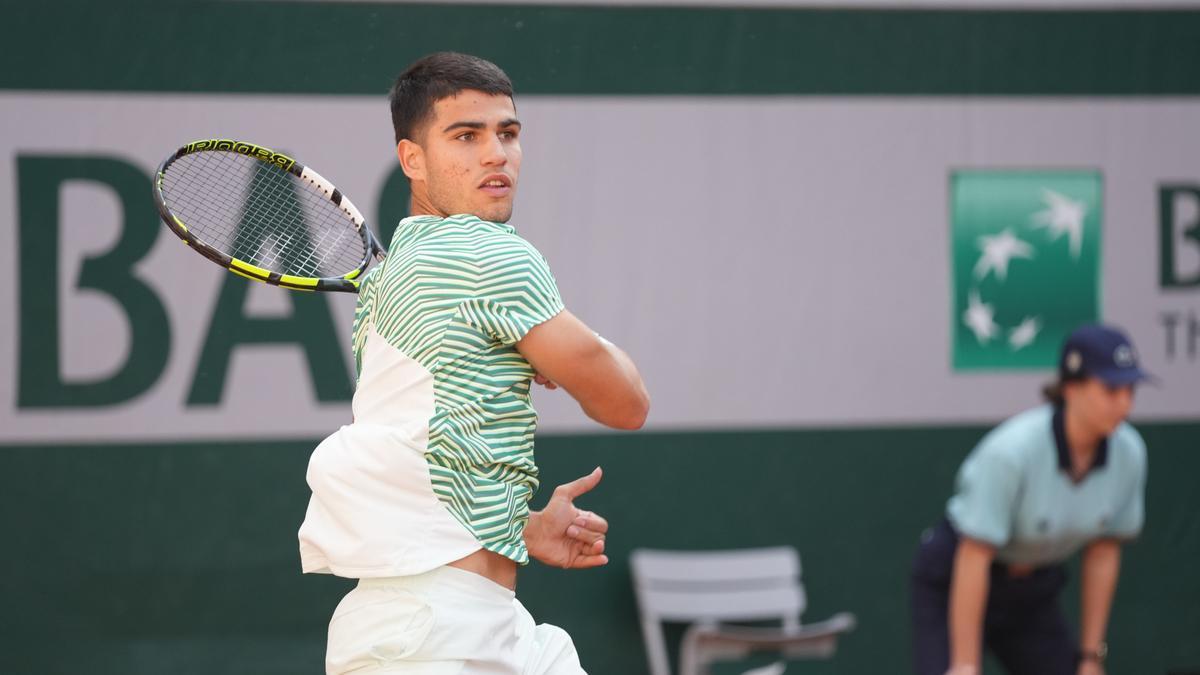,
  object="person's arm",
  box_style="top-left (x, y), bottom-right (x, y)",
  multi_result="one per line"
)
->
top-left (1078, 539), bottom-right (1121, 674)
top-left (516, 309), bottom-right (649, 430)
top-left (948, 536), bottom-right (996, 674)
top-left (524, 467), bottom-right (610, 569)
